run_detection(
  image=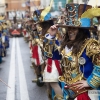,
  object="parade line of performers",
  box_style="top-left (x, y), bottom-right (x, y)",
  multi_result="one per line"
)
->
top-left (22, 2), bottom-right (100, 100)
top-left (0, 17), bottom-right (10, 64)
